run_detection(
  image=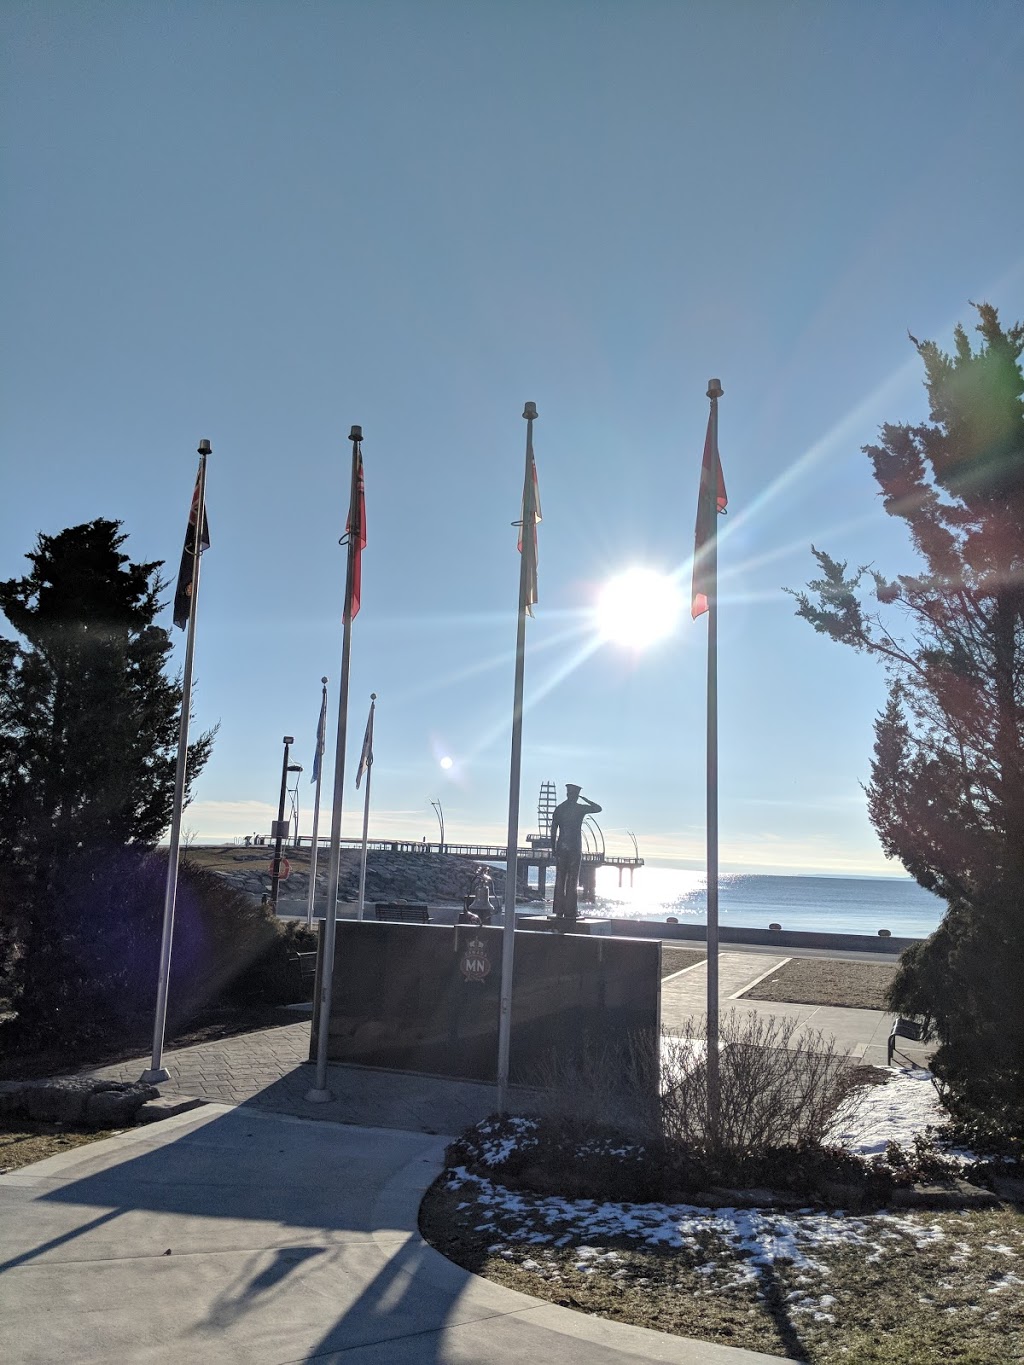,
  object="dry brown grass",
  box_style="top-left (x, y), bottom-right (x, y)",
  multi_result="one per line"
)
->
top-left (184, 843), bottom-right (310, 874)
top-left (0, 1120), bottom-right (121, 1174)
top-left (660, 946), bottom-right (705, 979)
top-left (744, 956), bottom-right (897, 1010)
top-left (422, 1180), bottom-right (1024, 1364)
